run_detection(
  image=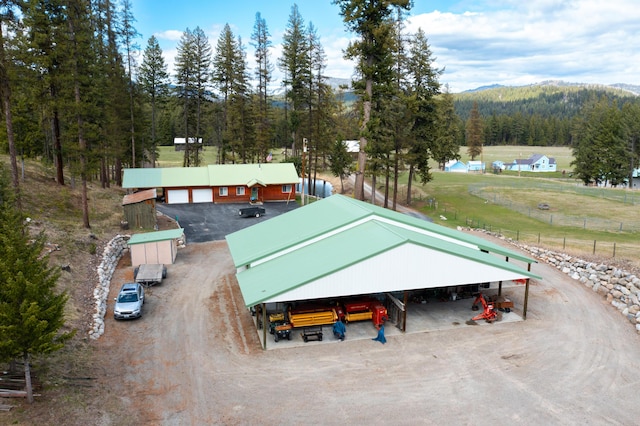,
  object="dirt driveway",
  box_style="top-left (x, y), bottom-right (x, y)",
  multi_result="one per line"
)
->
top-left (95, 237), bottom-right (640, 425)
